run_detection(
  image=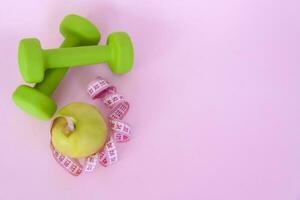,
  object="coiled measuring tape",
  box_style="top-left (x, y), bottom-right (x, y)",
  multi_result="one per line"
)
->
top-left (50, 77), bottom-right (131, 176)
